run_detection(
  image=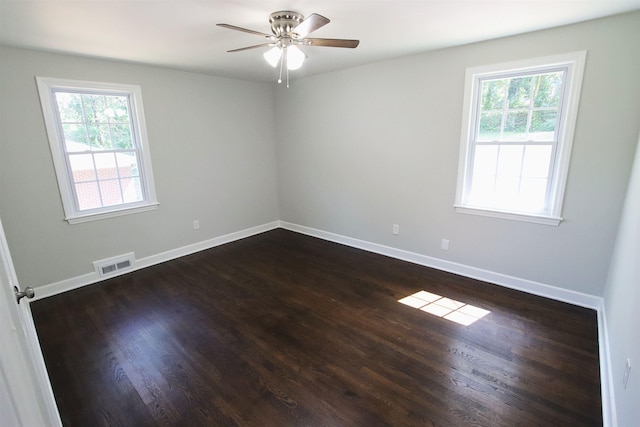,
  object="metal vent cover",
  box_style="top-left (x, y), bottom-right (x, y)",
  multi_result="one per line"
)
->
top-left (93, 253), bottom-right (135, 278)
